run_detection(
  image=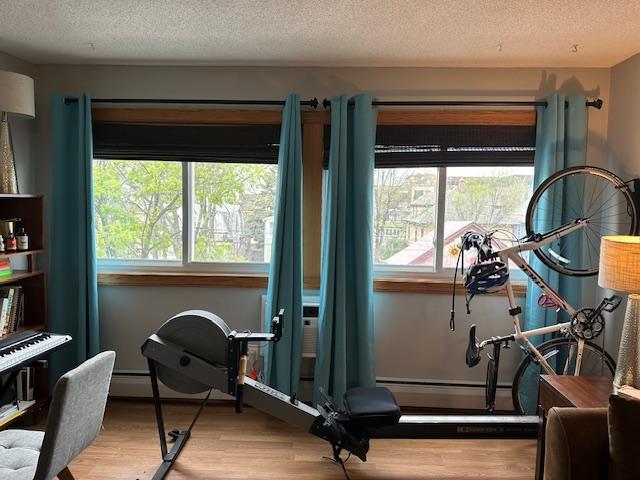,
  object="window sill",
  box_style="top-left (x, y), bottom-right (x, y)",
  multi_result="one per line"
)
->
top-left (97, 272), bottom-right (526, 297)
